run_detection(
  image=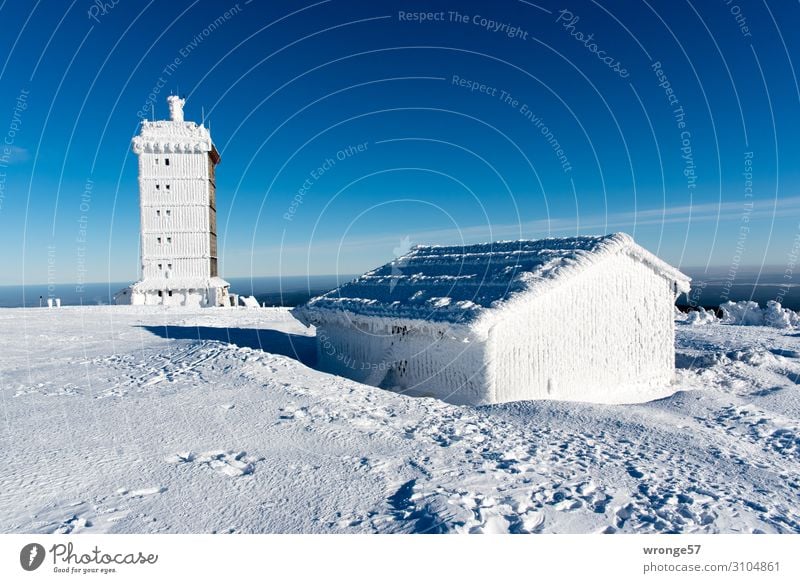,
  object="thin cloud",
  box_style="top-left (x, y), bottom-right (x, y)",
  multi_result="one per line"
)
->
top-left (1, 145), bottom-right (30, 165)
top-left (233, 195), bottom-right (800, 275)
